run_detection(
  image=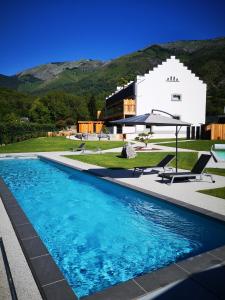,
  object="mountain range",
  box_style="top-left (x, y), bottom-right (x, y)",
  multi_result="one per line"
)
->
top-left (0, 36), bottom-right (225, 118)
